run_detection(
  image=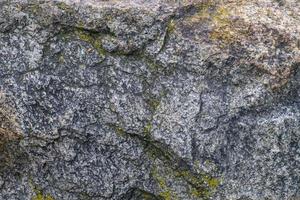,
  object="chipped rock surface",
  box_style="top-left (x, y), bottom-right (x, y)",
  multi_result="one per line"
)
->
top-left (0, 0), bottom-right (299, 199)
